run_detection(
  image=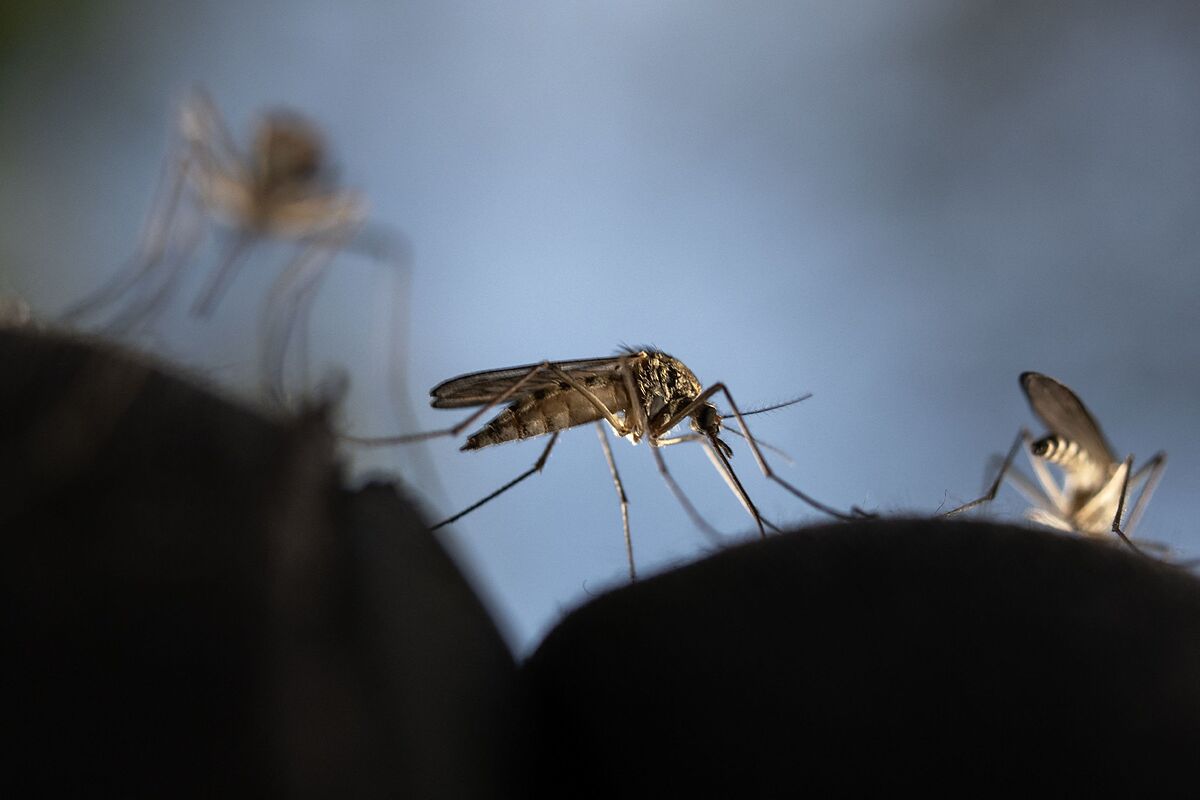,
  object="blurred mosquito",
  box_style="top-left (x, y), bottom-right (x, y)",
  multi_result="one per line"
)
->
top-left (944, 371), bottom-right (1166, 555)
top-left (62, 88), bottom-right (406, 404)
top-left (349, 348), bottom-right (870, 581)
